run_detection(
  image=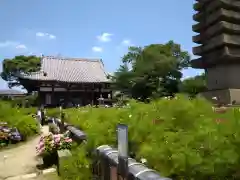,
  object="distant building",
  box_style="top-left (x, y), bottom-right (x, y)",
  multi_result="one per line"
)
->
top-left (18, 56), bottom-right (112, 107)
top-left (0, 89), bottom-right (26, 99)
